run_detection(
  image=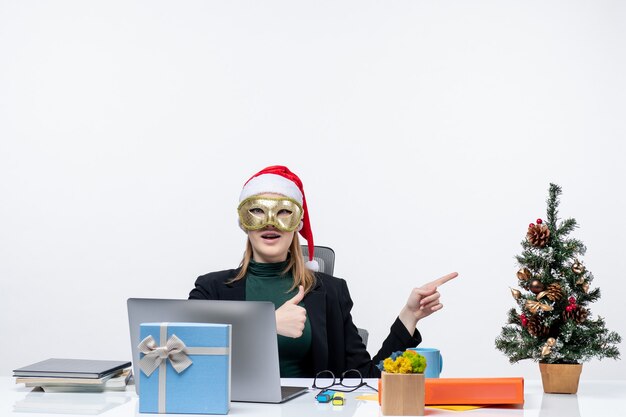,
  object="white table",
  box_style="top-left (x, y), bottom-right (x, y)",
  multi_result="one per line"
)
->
top-left (3, 377), bottom-right (625, 417)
